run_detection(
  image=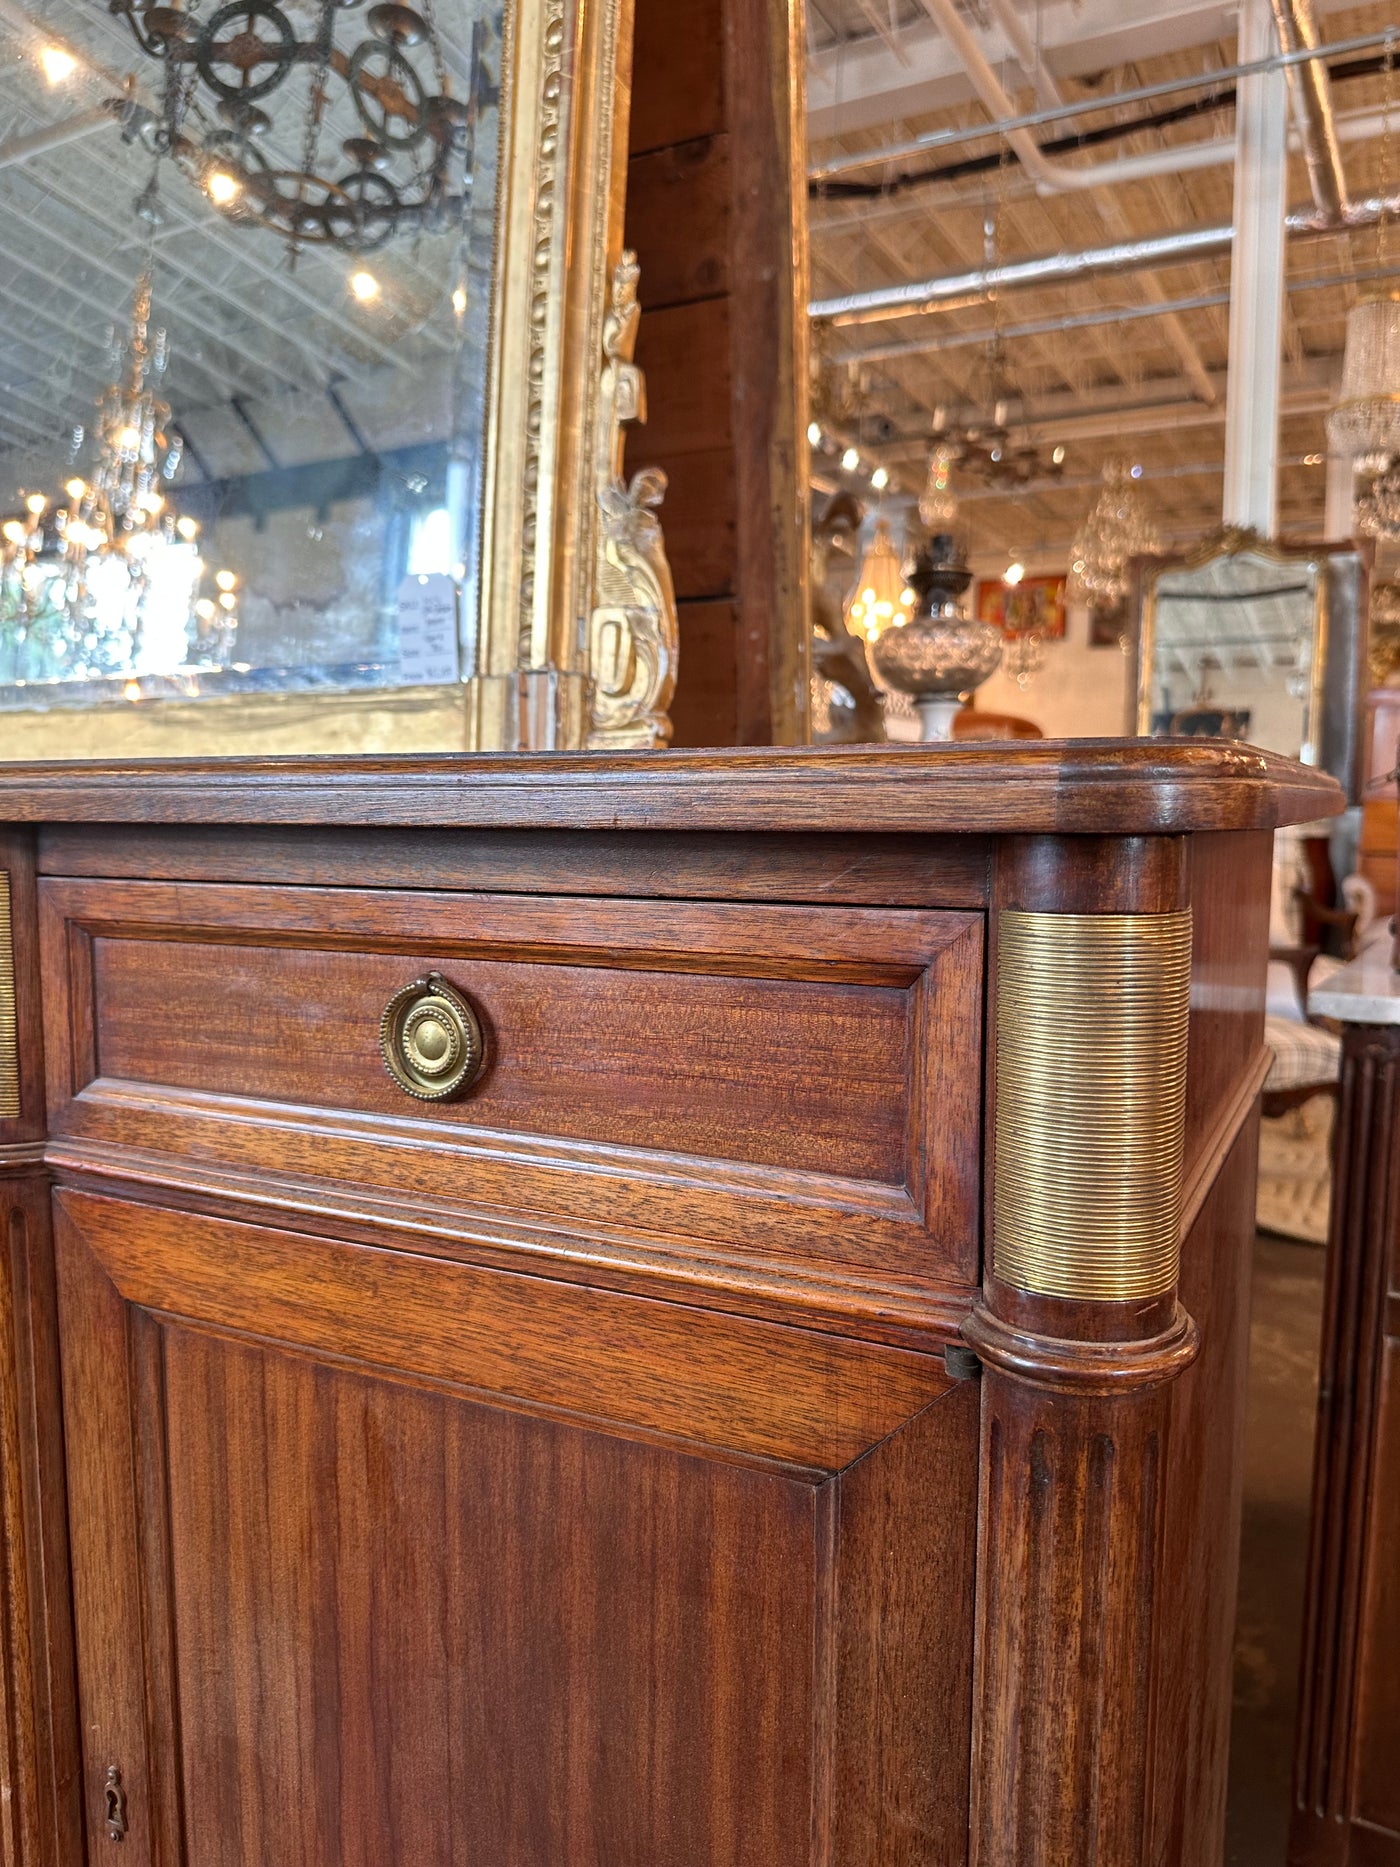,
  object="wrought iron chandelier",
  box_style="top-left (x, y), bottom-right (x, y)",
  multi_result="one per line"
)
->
top-left (108, 0), bottom-right (490, 253)
top-left (928, 342), bottom-right (1066, 491)
top-left (1067, 460), bottom-right (1162, 607)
